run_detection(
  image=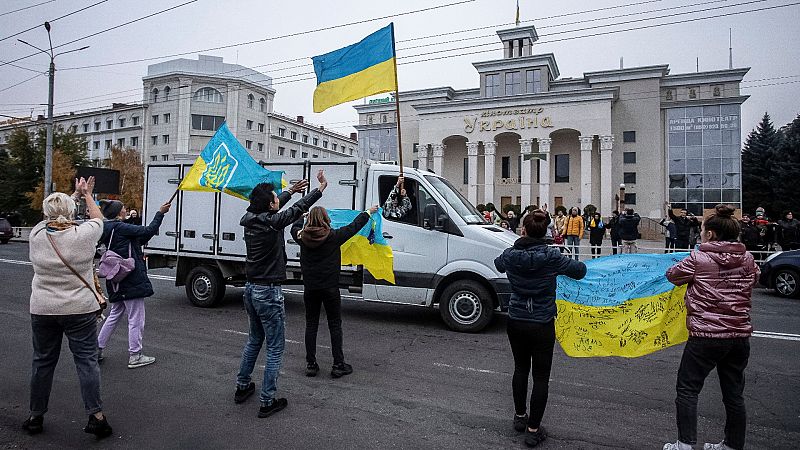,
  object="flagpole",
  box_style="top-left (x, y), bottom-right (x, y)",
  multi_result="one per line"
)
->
top-left (390, 23), bottom-right (404, 177)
